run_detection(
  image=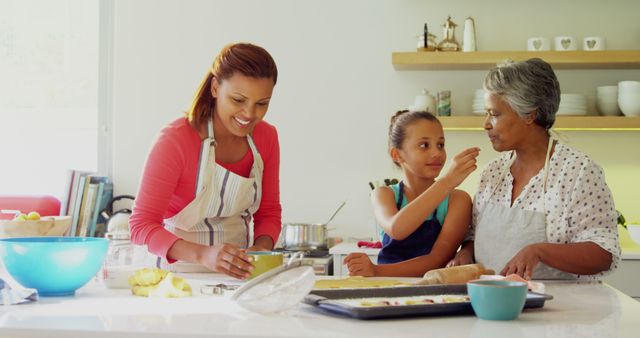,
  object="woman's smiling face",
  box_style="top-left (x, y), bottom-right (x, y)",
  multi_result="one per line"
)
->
top-left (212, 73), bottom-right (274, 137)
